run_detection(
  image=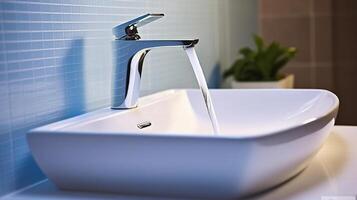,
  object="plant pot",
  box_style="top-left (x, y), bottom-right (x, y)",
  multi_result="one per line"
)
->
top-left (231, 74), bottom-right (294, 89)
